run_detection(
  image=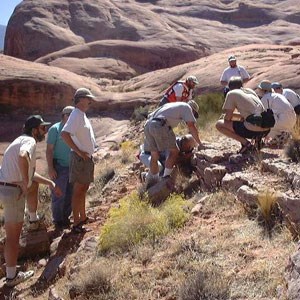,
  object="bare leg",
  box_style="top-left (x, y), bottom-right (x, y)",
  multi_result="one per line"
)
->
top-left (26, 181), bottom-right (39, 215)
top-left (150, 151), bottom-right (160, 175)
top-left (165, 148), bottom-right (179, 169)
top-left (216, 119), bottom-right (248, 145)
top-left (4, 222), bottom-right (23, 268)
top-left (72, 182), bottom-right (89, 226)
